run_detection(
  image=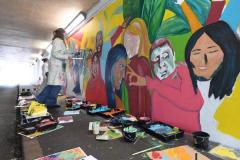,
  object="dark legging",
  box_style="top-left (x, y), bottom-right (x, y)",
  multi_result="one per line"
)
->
top-left (36, 85), bottom-right (61, 106)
